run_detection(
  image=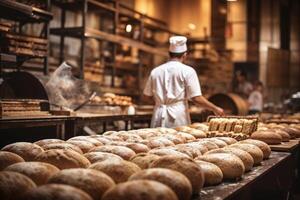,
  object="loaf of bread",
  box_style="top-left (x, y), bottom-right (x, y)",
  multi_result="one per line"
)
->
top-left (34, 139), bottom-right (65, 147)
top-left (195, 160), bottom-right (223, 186)
top-left (5, 161), bottom-right (59, 185)
top-left (146, 137), bottom-right (175, 149)
top-left (272, 129), bottom-right (291, 142)
top-left (90, 145), bottom-right (136, 160)
top-left (182, 142), bottom-right (208, 154)
top-left (205, 147), bottom-right (254, 171)
top-left (189, 123), bottom-right (209, 132)
top-left (130, 153), bottom-right (161, 169)
top-left (239, 139), bottom-right (271, 159)
top-left (230, 143), bottom-right (264, 165)
top-left (204, 138), bottom-right (227, 148)
top-left (0, 171), bottom-right (36, 200)
top-left (194, 140), bottom-right (219, 150)
top-left (22, 184), bottom-right (92, 200)
top-left (89, 136), bottom-right (112, 145)
top-left (175, 132), bottom-right (196, 141)
top-left (150, 155), bottom-right (204, 194)
top-left (67, 140), bottom-right (96, 153)
top-left (148, 148), bottom-right (190, 158)
top-left (48, 168), bottom-right (115, 200)
top-left (42, 143), bottom-right (83, 154)
top-left (35, 149), bottom-right (90, 169)
top-left (185, 129), bottom-right (207, 139)
top-left (250, 130), bottom-right (282, 144)
top-left (160, 134), bottom-right (186, 144)
top-left (84, 152), bottom-right (123, 163)
top-left (102, 180), bottom-right (178, 200)
top-left (129, 168), bottom-right (192, 200)
top-left (215, 137), bottom-right (237, 145)
top-left (89, 159), bottom-right (141, 183)
top-left (196, 153), bottom-right (245, 179)
top-left (0, 151), bottom-right (24, 170)
top-left (67, 136), bottom-right (103, 146)
top-left (123, 143), bottom-right (150, 154)
top-left (171, 145), bottom-right (202, 158)
top-left (1, 142), bottom-right (44, 161)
